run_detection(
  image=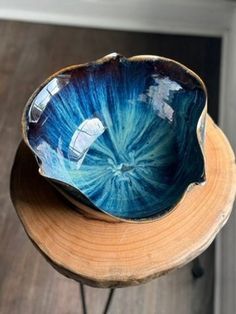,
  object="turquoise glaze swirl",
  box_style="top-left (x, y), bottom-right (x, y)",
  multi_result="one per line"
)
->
top-left (23, 53), bottom-right (207, 220)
